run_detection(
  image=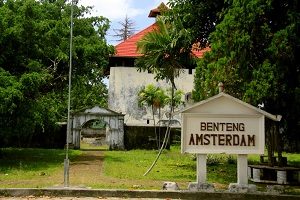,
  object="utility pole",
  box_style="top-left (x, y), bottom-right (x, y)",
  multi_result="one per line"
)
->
top-left (64, 0), bottom-right (74, 188)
